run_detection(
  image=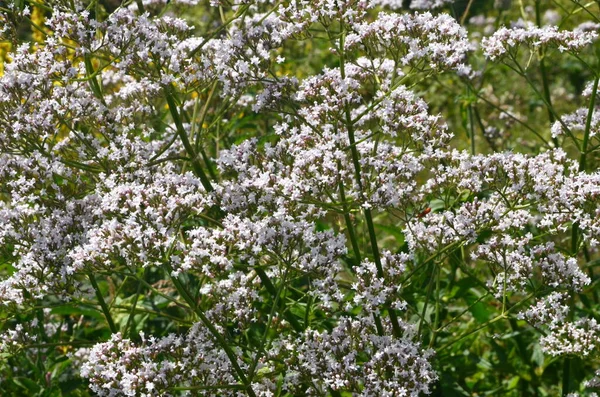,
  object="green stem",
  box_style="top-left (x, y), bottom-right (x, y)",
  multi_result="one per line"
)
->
top-left (436, 292), bottom-right (490, 334)
top-left (535, 0), bottom-right (560, 148)
top-left (439, 293), bottom-right (534, 352)
top-left (124, 272), bottom-right (145, 338)
top-left (364, 208), bottom-right (401, 335)
top-left (172, 384), bottom-right (246, 391)
top-left (248, 268), bottom-right (289, 384)
top-left (88, 274), bottom-right (117, 334)
top-left (194, 81), bottom-right (218, 153)
top-left (83, 54), bottom-right (110, 110)
top-left (337, 162), bottom-right (361, 264)
top-left (460, 0), bottom-right (475, 24)
top-left (578, 74), bottom-right (599, 172)
top-left (472, 89), bottom-right (553, 148)
top-left (189, 5), bottom-right (250, 57)
top-left (439, 315), bottom-right (505, 352)
top-left (110, 304), bottom-right (193, 325)
top-left (135, 0), bottom-right (145, 13)
top-left (338, 27), bottom-right (400, 337)
top-left (468, 102), bottom-right (476, 155)
top-left (429, 264), bottom-right (441, 348)
top-left (254, 267), bottom-right (303, 332)
top-left (121, 271), bottom-right (190, 311)
top-left (164, 86), bottom-right (214, 192)
top-left (22, 341), bottom-right (96, 349)
top-left (166, 266), bottom-right (257, 397)
top-left (508, 58), bottom-right (578, 147)
top-left (417, 262), bottom-right (436, 340)
top-left (563, 74), bottom-right (600, 397)
top-left (562, 358), bottom-right (573, 397)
